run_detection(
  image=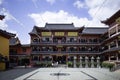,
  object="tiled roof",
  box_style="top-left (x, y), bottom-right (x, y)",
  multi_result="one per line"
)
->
top-left (0, 29), bottom-right (15, 39)
top-left (22, 44), bottom-right (30, 47)
top-left (44, 23), bottom-right (78, 30)
top-left (9, 37), bottom-right (20, 46)
top-left (29, 23), bottom-right (108, 35)
top-left (82, 27), bottom-right (108, 34)
top-left (29, 23), bottom-right (83, 34)
top-left (101, 9), bottom-right (120, 25)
